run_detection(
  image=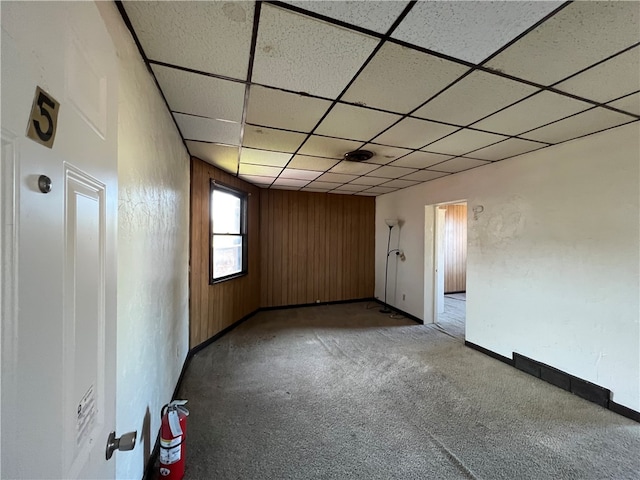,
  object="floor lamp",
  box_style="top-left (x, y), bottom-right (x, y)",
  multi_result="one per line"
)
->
top-left (380, 219), bottom-right (398, 313)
